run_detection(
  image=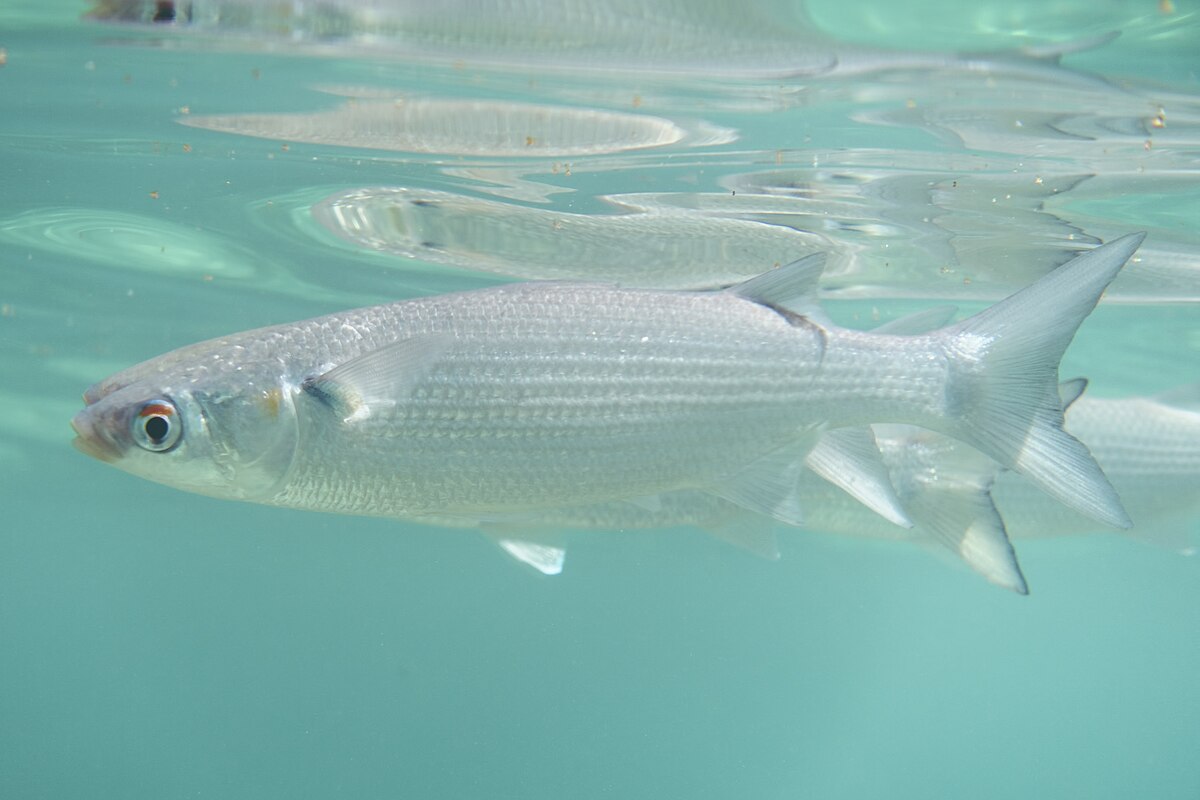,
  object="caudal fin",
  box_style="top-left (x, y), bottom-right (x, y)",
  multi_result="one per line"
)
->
top-left (939, 233), bottom-right (1145, 528)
